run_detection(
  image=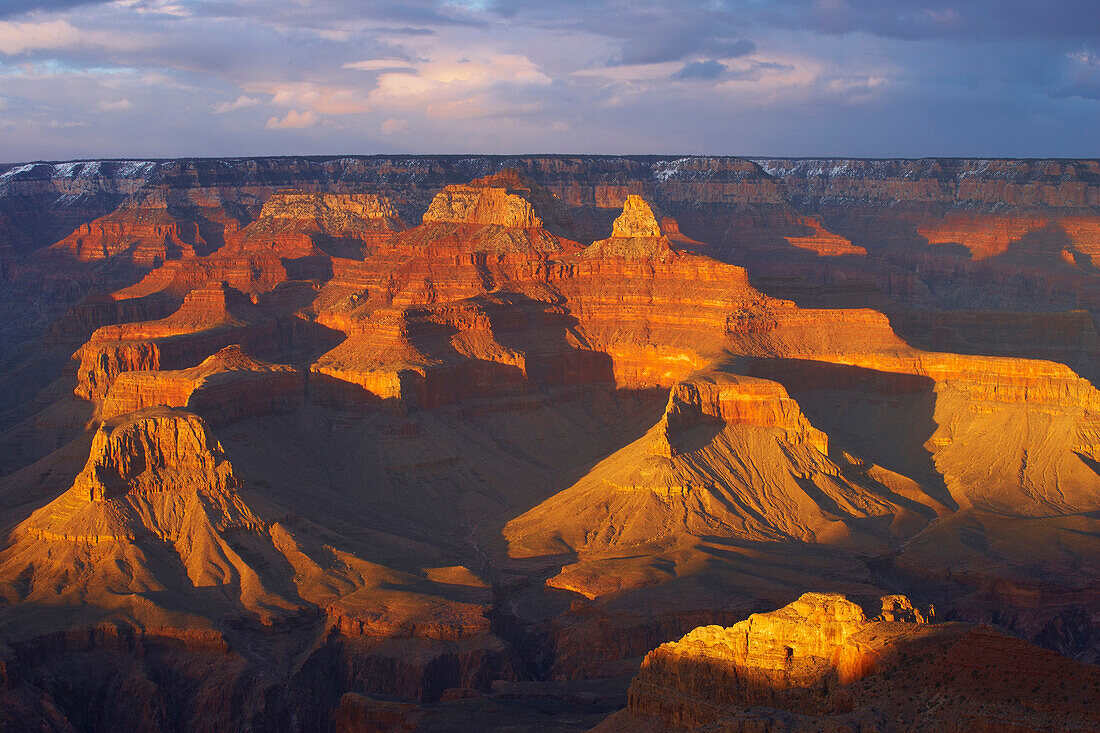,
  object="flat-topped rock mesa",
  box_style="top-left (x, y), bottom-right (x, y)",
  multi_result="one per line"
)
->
top-left (663, 371), bottom-right (828, 455)
top-left (411, 169), bottom-right (579, 255)
top-left (606, 592), bottom-right (1100, 732)
top-left (503, 373), bottom-right (939, 595)
top-left (226, 191), bottom-right (406, 259)
top-left (102, 345), bottom-right (303, 424)
top-left (423, 171), bottom-right (543, 229)
top-left (258, 192), bottom-right (404, 230)
top-left (303, 172), bottom-right (585, 316)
